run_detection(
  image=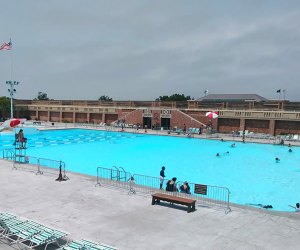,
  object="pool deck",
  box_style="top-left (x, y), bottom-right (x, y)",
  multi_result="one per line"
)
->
top-left (1, 160), bottom-right (300, 250)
